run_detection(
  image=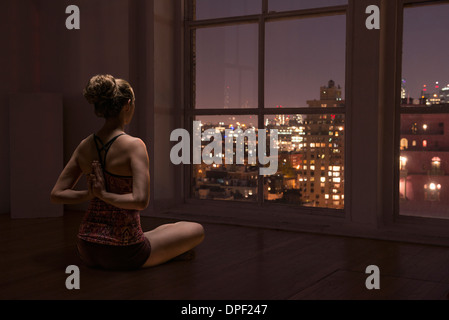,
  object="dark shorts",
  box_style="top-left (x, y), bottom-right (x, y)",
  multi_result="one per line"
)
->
top-left (76, 237), bottom-right (152, 271)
